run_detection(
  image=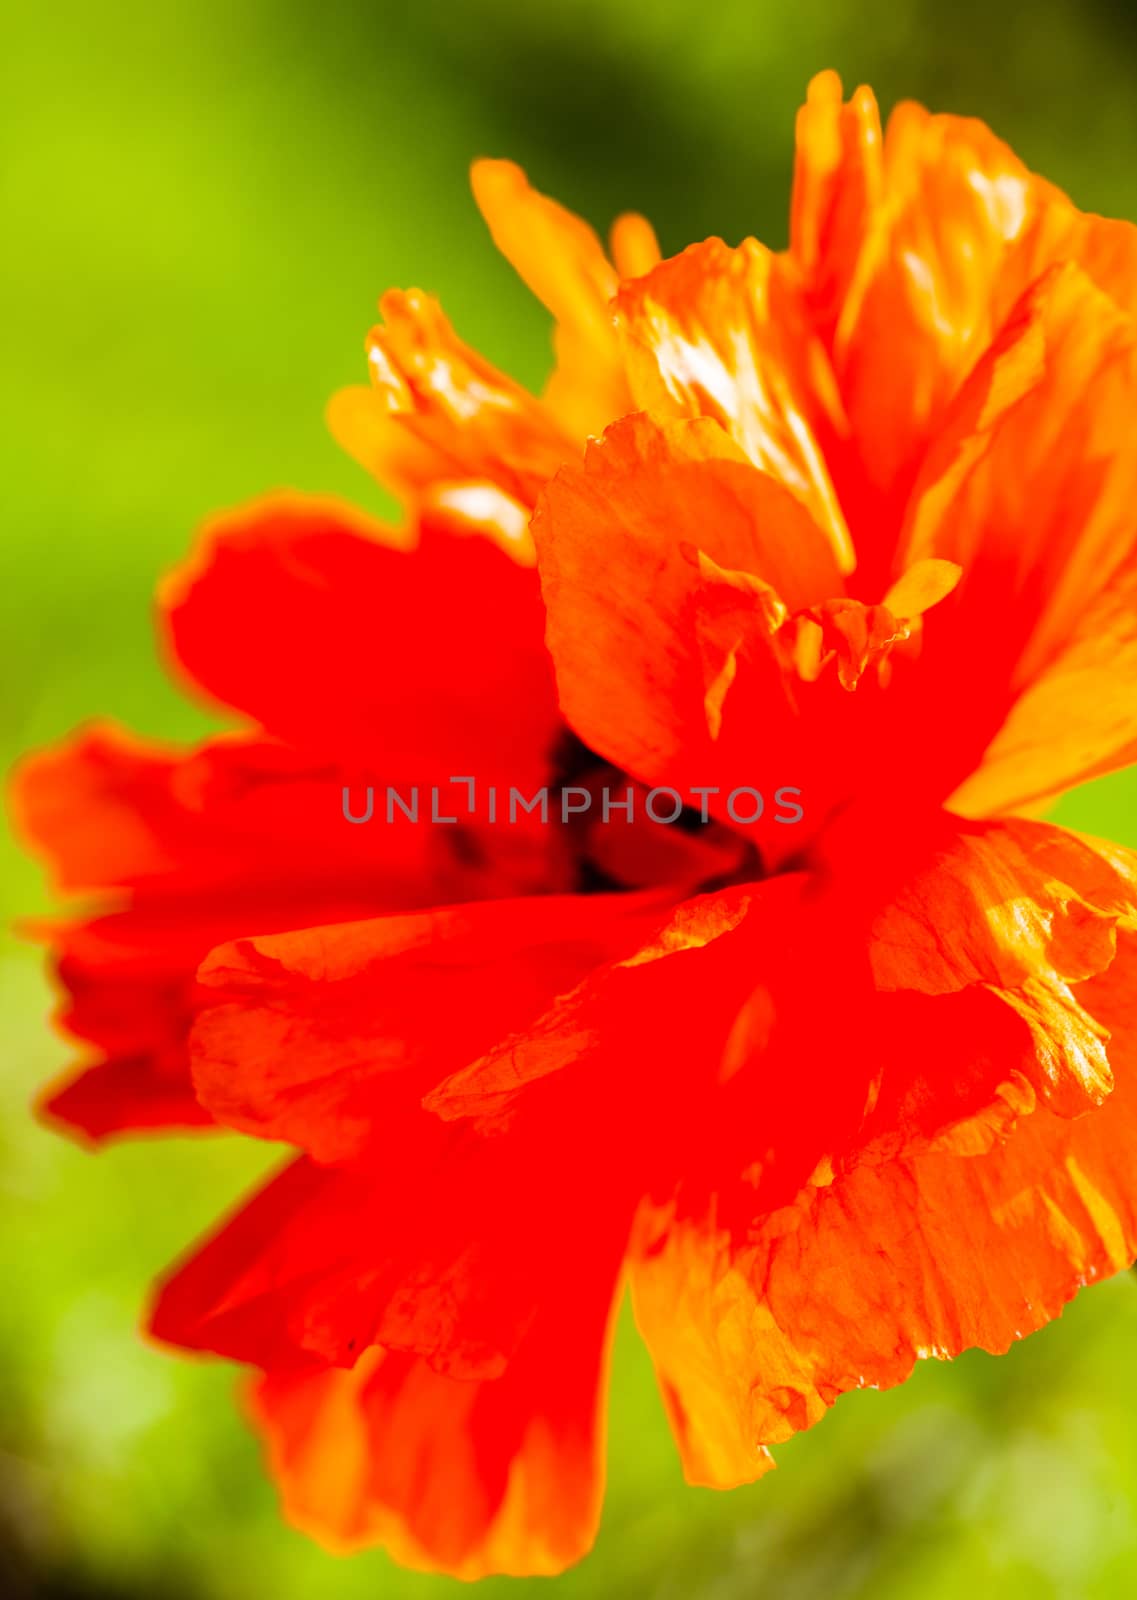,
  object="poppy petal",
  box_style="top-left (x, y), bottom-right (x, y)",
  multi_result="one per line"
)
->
top-left (789, 70), bottom-right (883, 348)
top-left (532, 412), bottom-right (836, 807)
top-left (471, 158), bottom-right (631, 439)
top-left (169, 887), bottom-right (789, 1380)
top-left (870, 819), bottom-right (1134, 1119)
top-left (190, 892), bottom-right (671, 1162)
top-left (39, 1052), bottom-right (212, 1143)
top-left (160, 492), bottom-right (558, 786)
top-left (362, 289), bottom-right (574, 505)
top-left (949, 570), bottom-right (1137, 815)
top-left (425, 882), bottom-right (789, 1130)
top-left (835, 103), bottom-right (1042, 498)
top-left (149, 1084), bottom-right (637, 1382)
top-left (631, 829), bottom-right (1137, 1487)
top-left (11, 723), bottom-right (520, 1139)
top-left (632, 928), bottom-right (1137, 1489)
top-left (895, 265), bottom-right (1137, 806)
top-left (248, 1216), bottom-right (623, 1578)
top-left (146, 1143), bottom-right (565, 1380)
top-left (617, 238), bottom-right (853, 572)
